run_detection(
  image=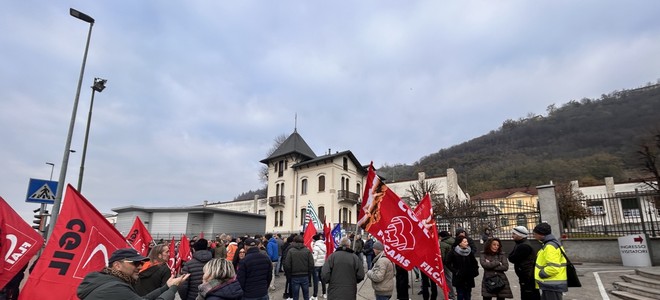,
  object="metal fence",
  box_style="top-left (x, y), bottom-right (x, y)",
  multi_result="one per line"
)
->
top-left (565, 189), bottom-right (660, 238)
top-left (436, 201), bottom-right (541, 241)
